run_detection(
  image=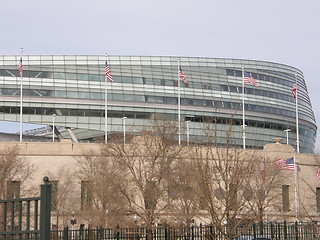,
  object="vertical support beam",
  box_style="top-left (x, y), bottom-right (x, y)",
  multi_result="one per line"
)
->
top-left (40, 176), bottom-right (51, 240)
